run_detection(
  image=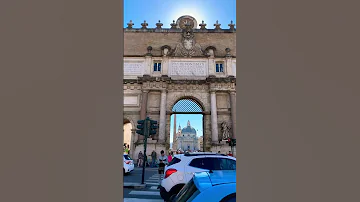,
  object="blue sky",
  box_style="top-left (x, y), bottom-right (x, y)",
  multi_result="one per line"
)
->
top-left (124, 0), bottom-right (236, 29)
top-left (170, 114), bottom-right (203, 144)
top-left (124, 0), bottom-right (236, 144)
